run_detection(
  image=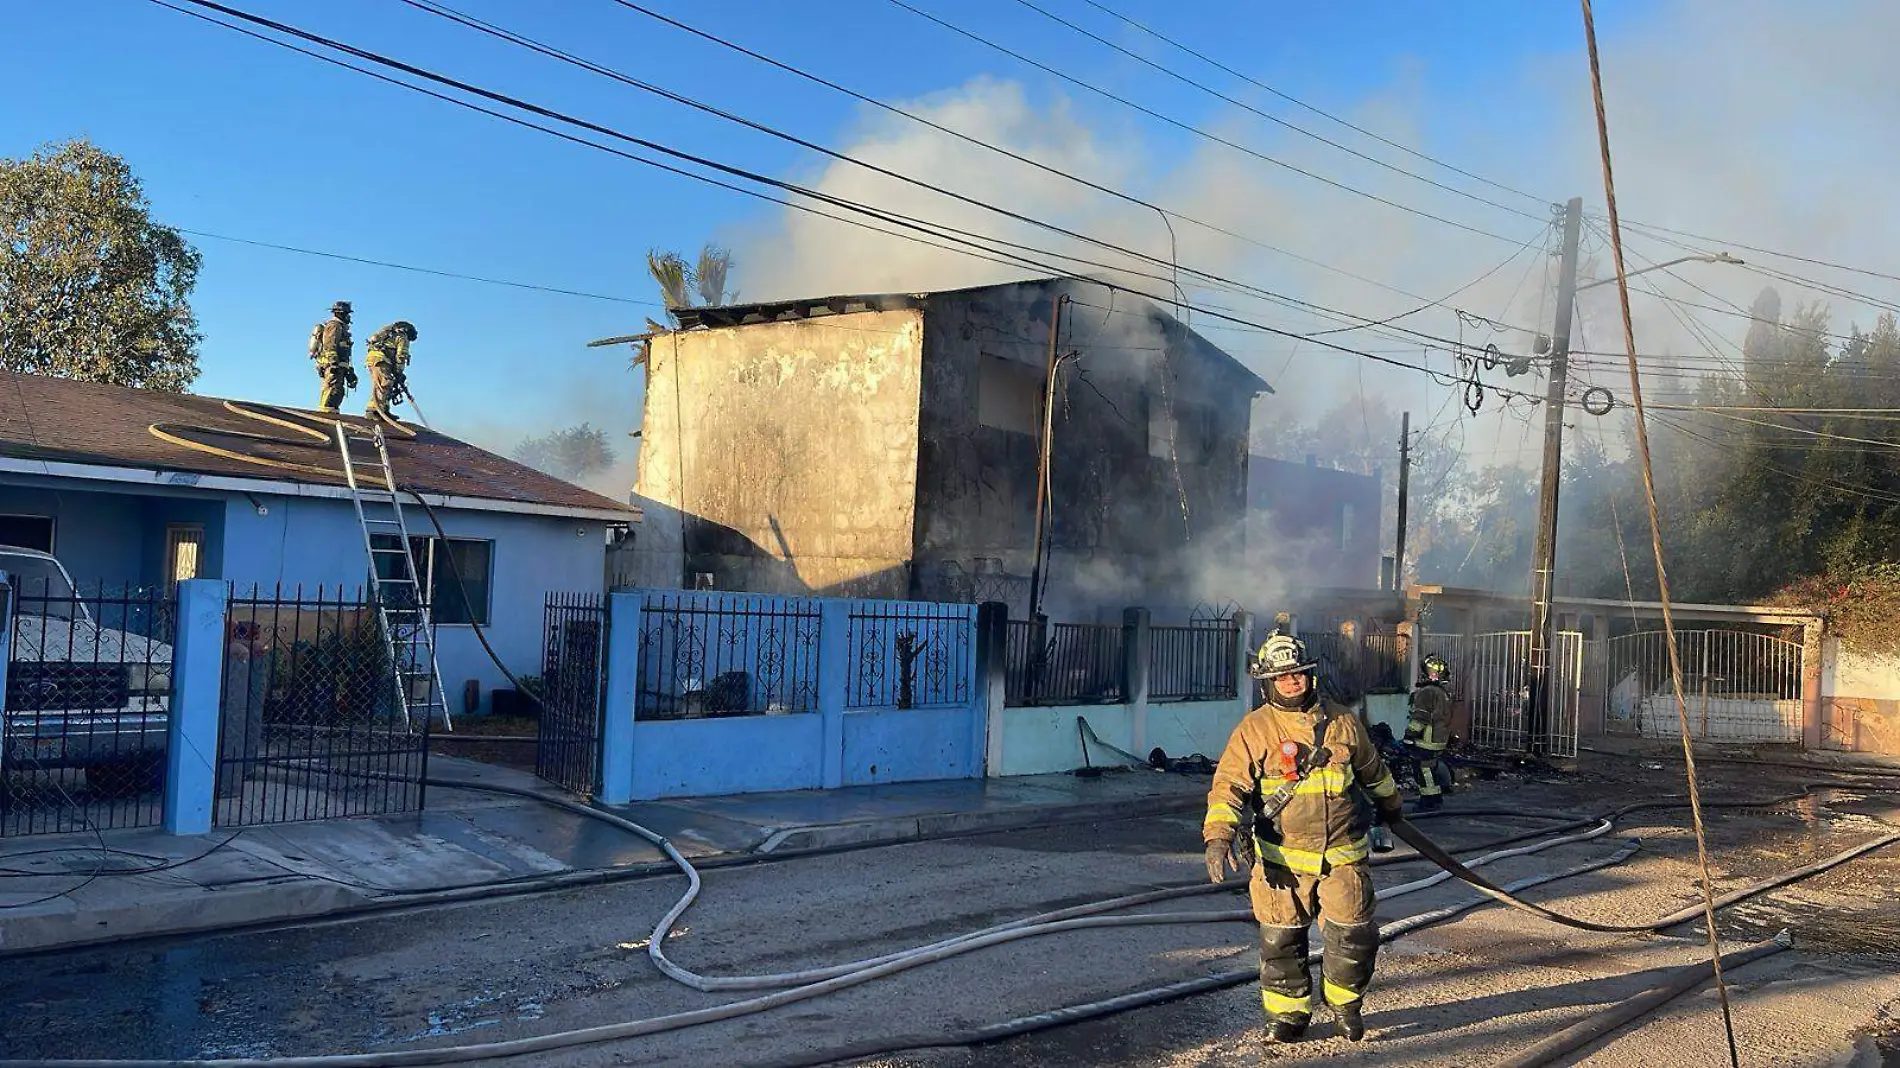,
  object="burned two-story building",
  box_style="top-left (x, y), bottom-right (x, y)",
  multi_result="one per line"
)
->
top-left (623, 277), bottom-right (1271, 620)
